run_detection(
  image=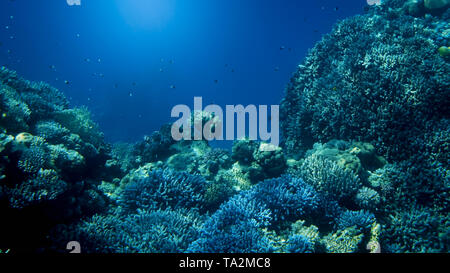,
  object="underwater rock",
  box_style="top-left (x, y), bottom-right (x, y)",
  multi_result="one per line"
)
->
top-left (253, 143), bottom-right (287, 178)
top-left (231, 139), bottom-right (258, 165)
